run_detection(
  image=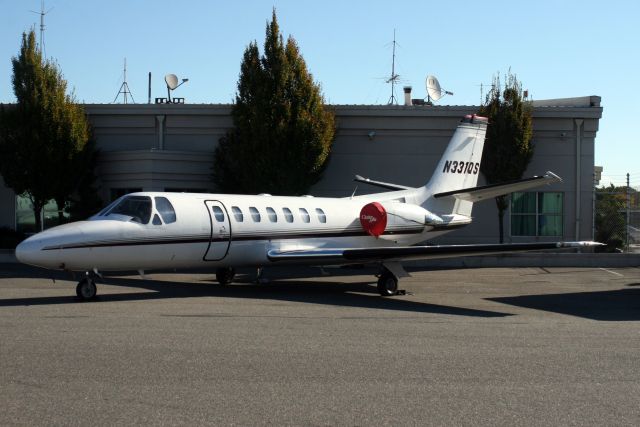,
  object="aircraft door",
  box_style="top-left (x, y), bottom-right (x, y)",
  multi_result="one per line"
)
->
top-left (203, 200), bottom-right (231, 261)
